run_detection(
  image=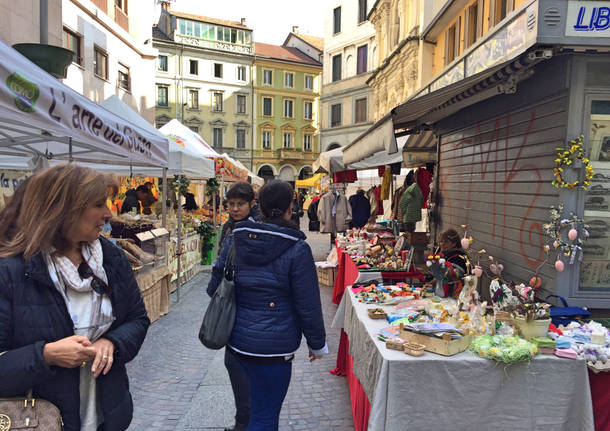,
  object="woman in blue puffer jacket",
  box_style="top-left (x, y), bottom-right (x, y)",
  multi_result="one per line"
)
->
top-left (207, 180), bottom-right (327, 431)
